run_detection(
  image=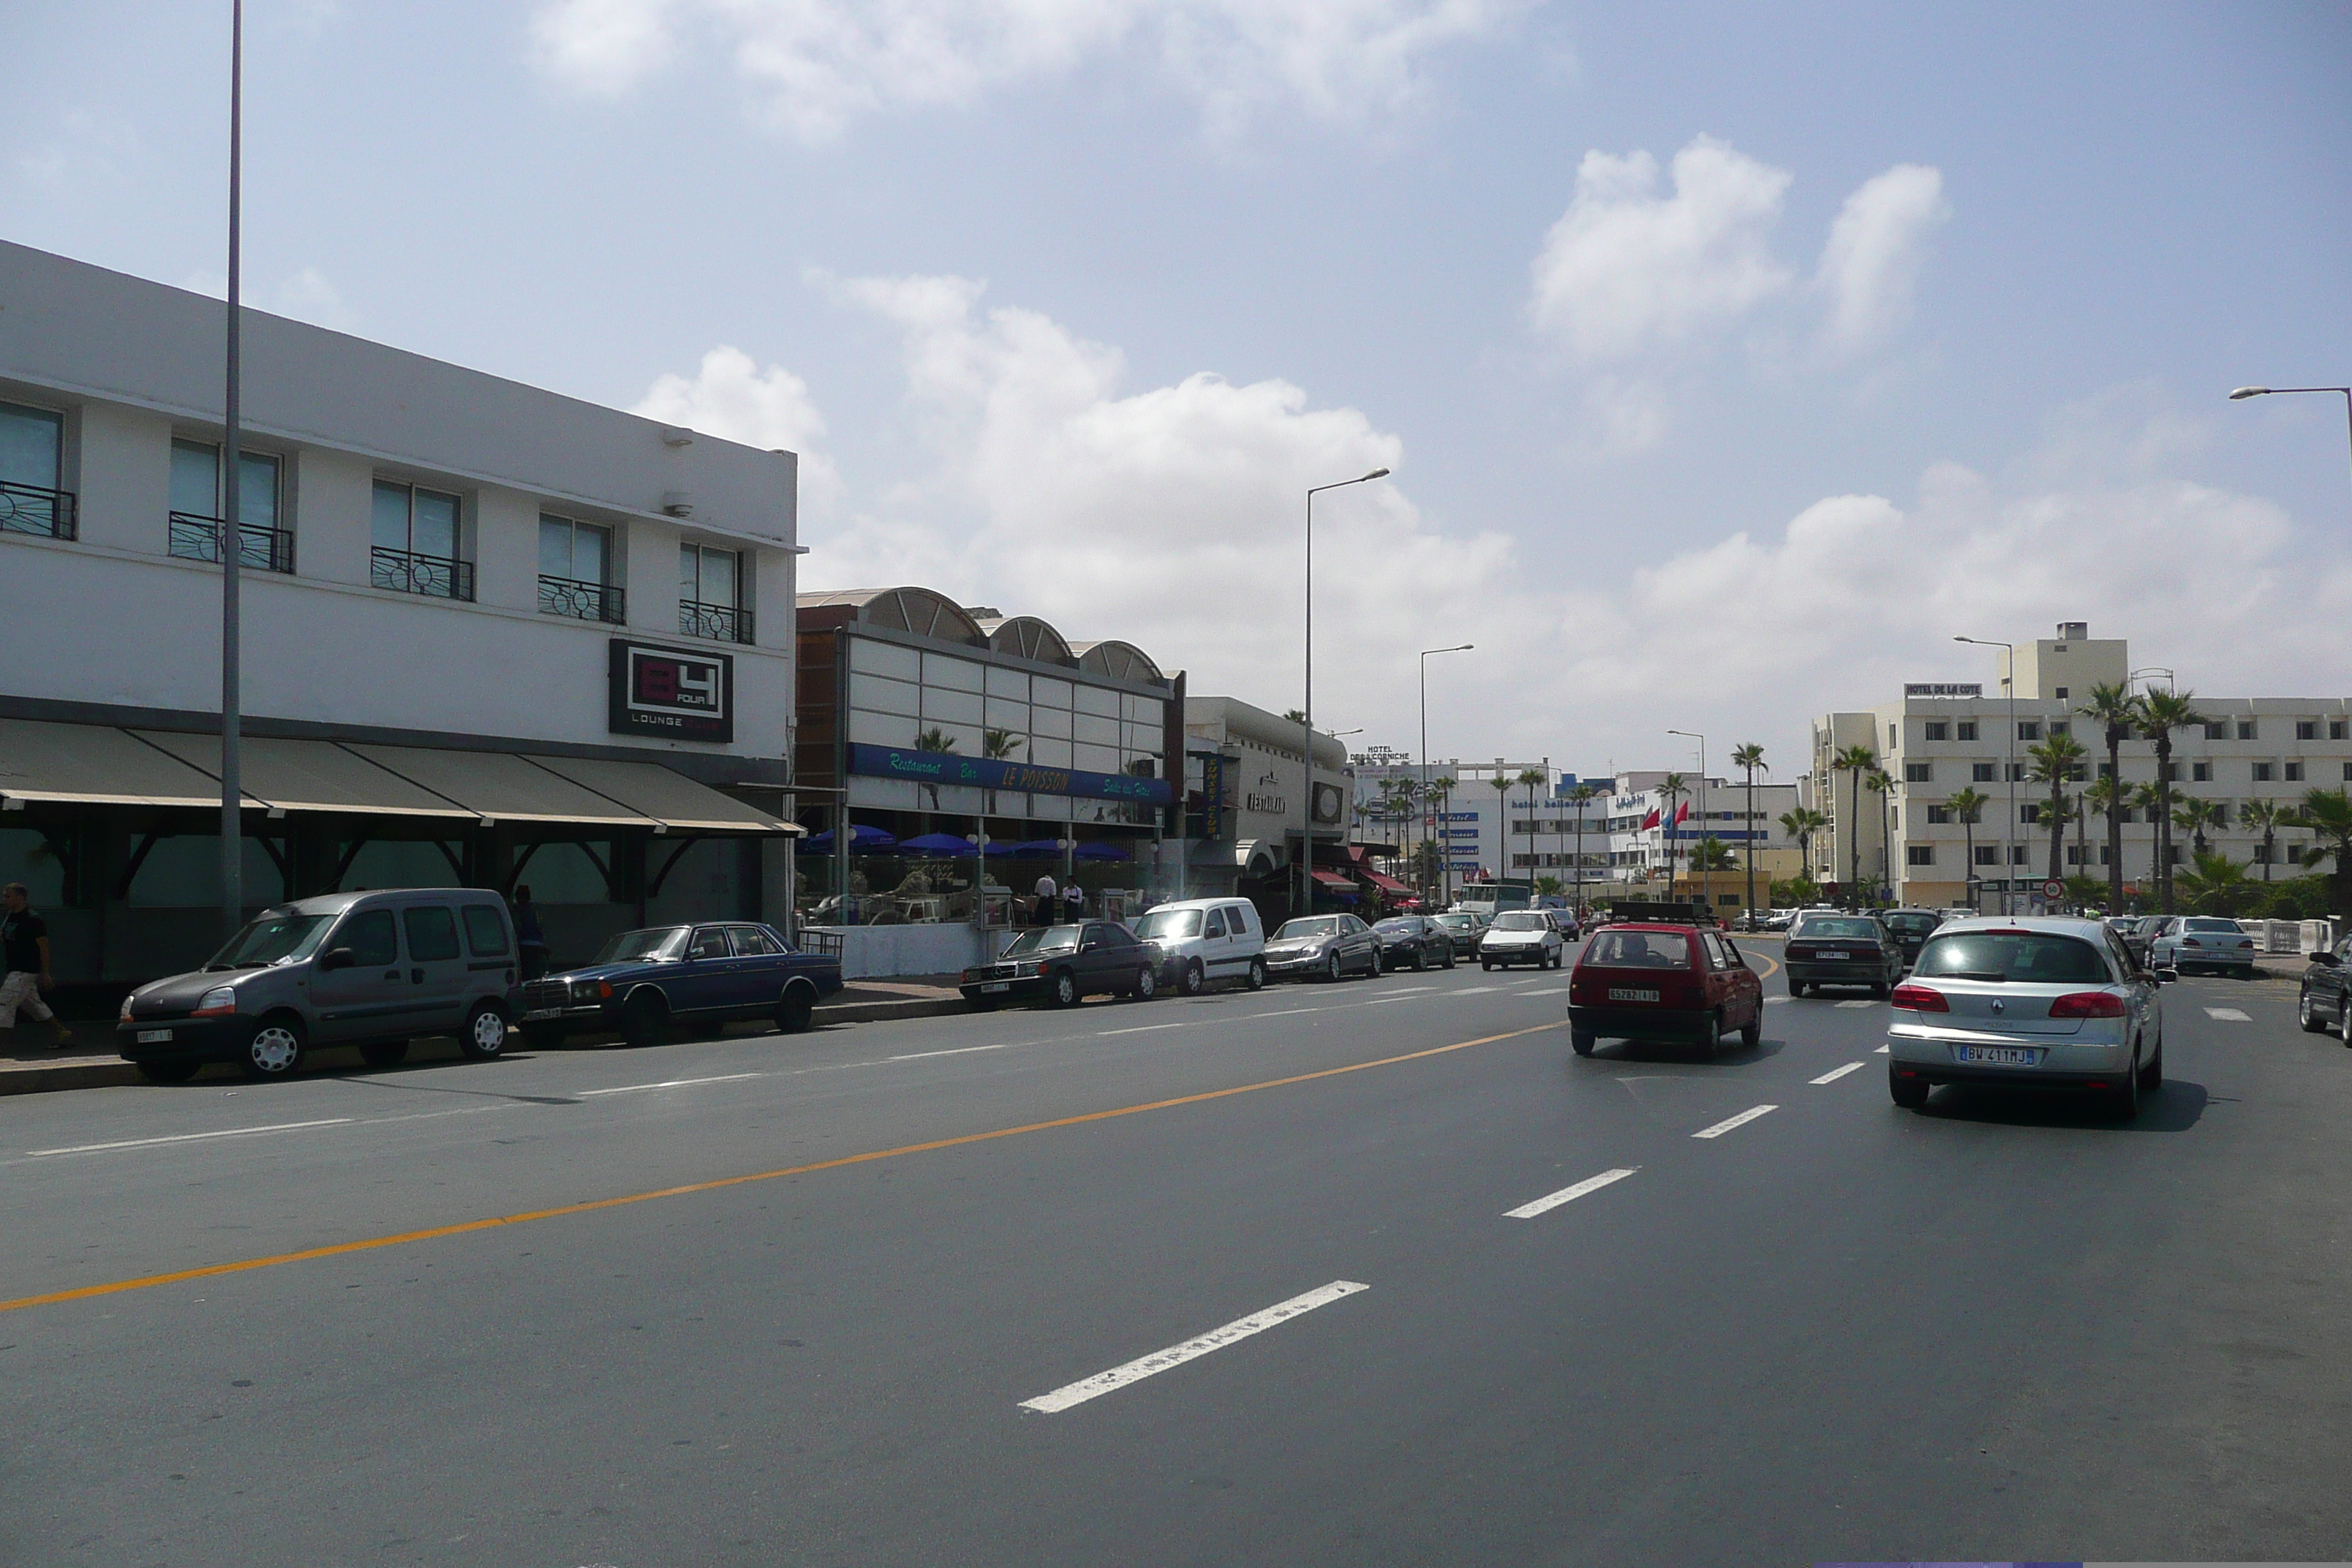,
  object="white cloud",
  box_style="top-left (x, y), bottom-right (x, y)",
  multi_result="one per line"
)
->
top-left (1528, 135), bottom-right (1794, 363)
top-left (527, 0), bottom-right (1520, 140)
top-left (271, 265), bottom-right (359, 331)
top-left (1816, 162), bottom-right (1948, 351)
top-left (632, 344), bottom-right (843, 512)
top-left (11, 110), bottom-right (137, 190)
